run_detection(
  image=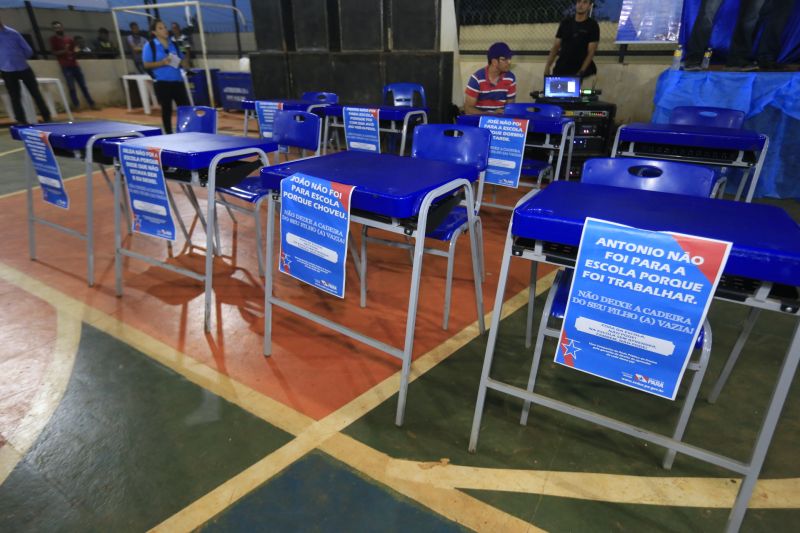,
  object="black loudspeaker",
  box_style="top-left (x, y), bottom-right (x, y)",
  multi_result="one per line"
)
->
top-left (331, 53), bottom-right (384, 104)
top-left (385, 52), bottom-right (452, 124)
top-left (339, 0), bottom-right (384, 51)
top-left (251, 0), bottom-right (286, 51)
top-left (291, 0), bottom-right (329, 51)
top-left (250, 52), bottom-right (290, 99)
top-left (288, 53), bottom-right (335, 96)
top-left (390, 0), bottom-right (439, 50)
